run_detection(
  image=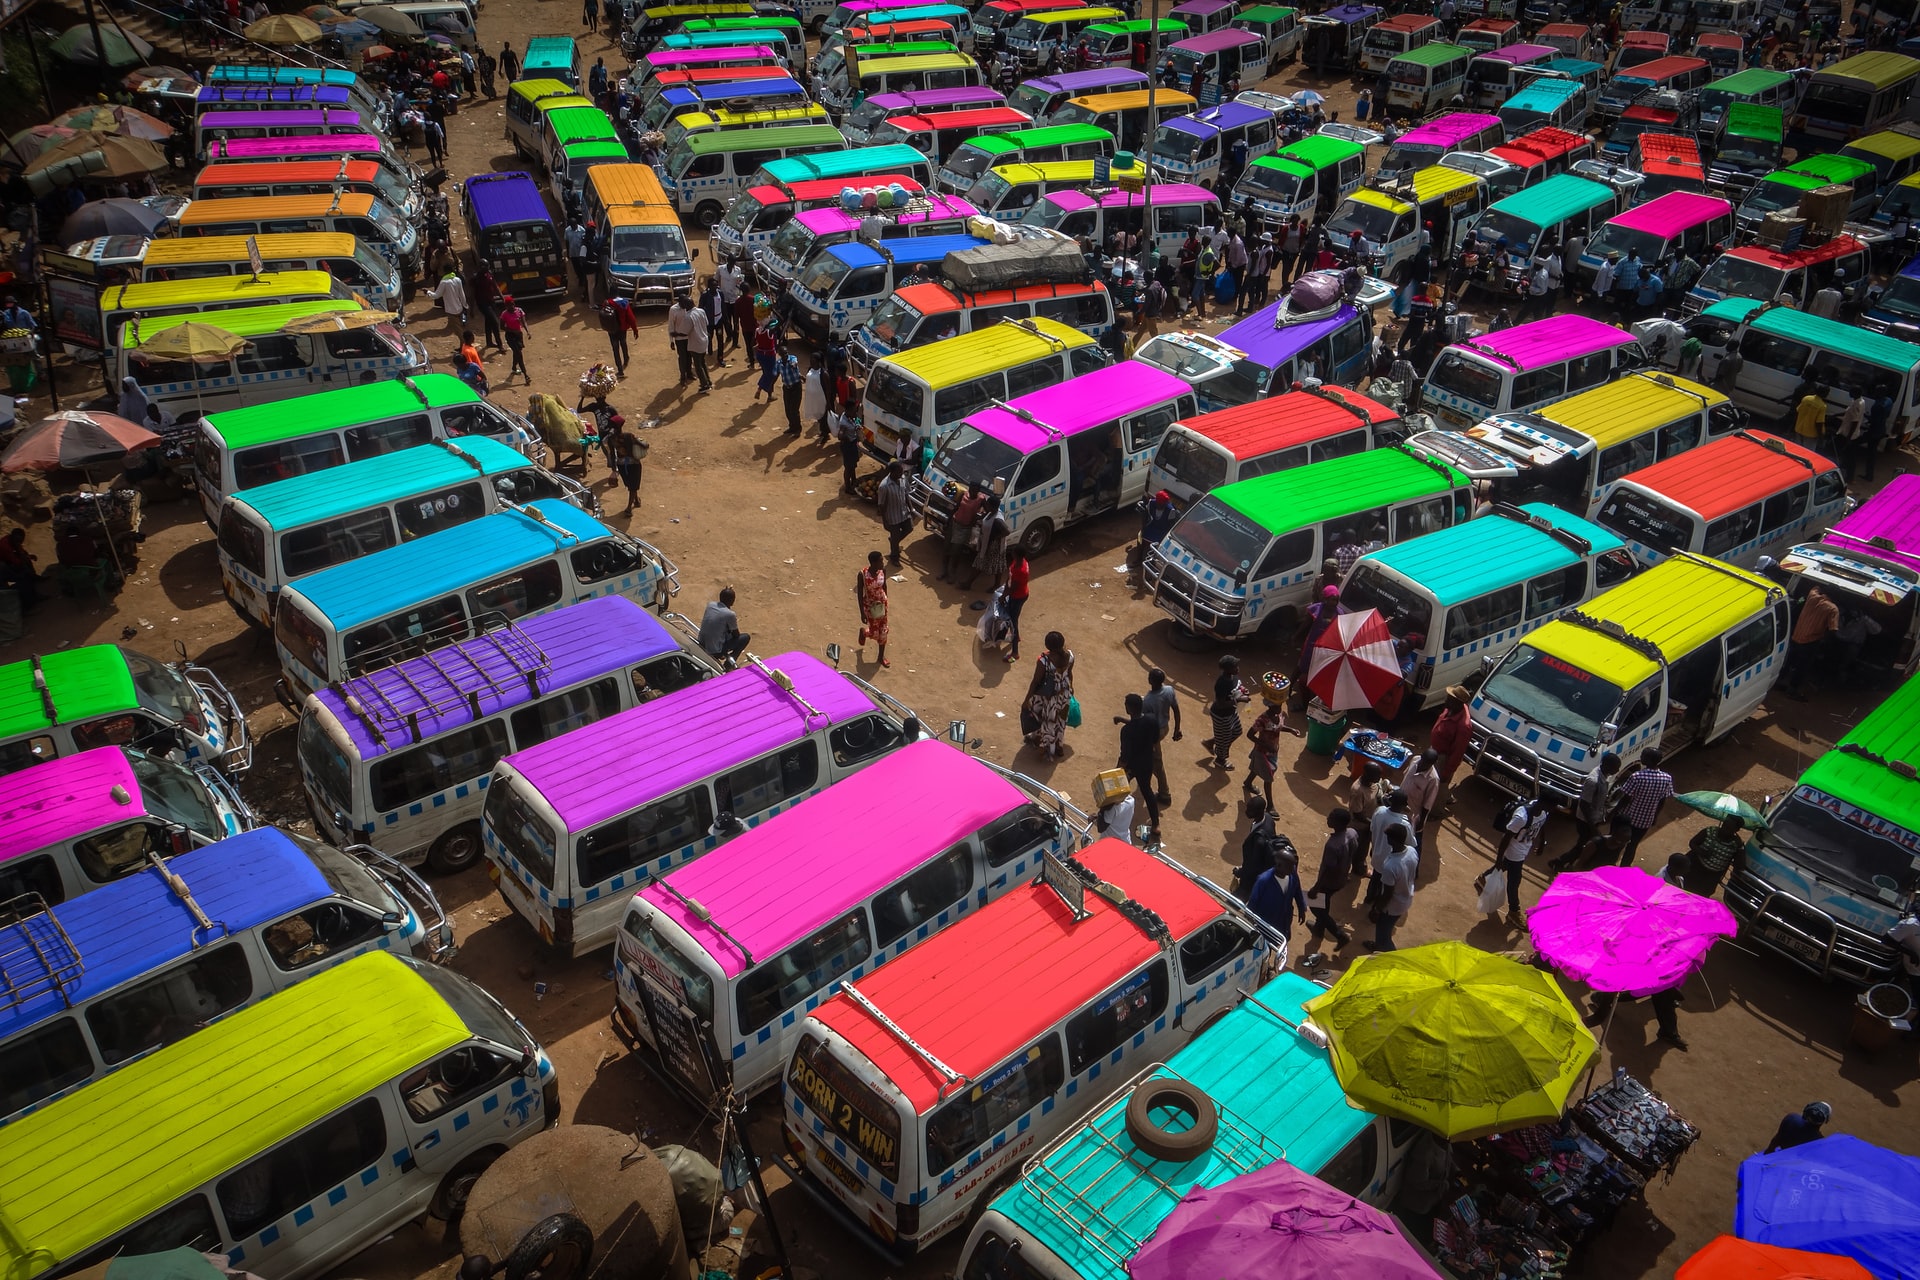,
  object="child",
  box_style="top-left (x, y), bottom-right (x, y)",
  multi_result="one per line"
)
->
top-left (1095, 774), bottom-right (1137, 847)
top-left (1244, 700), bottom-right (1290, 808)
